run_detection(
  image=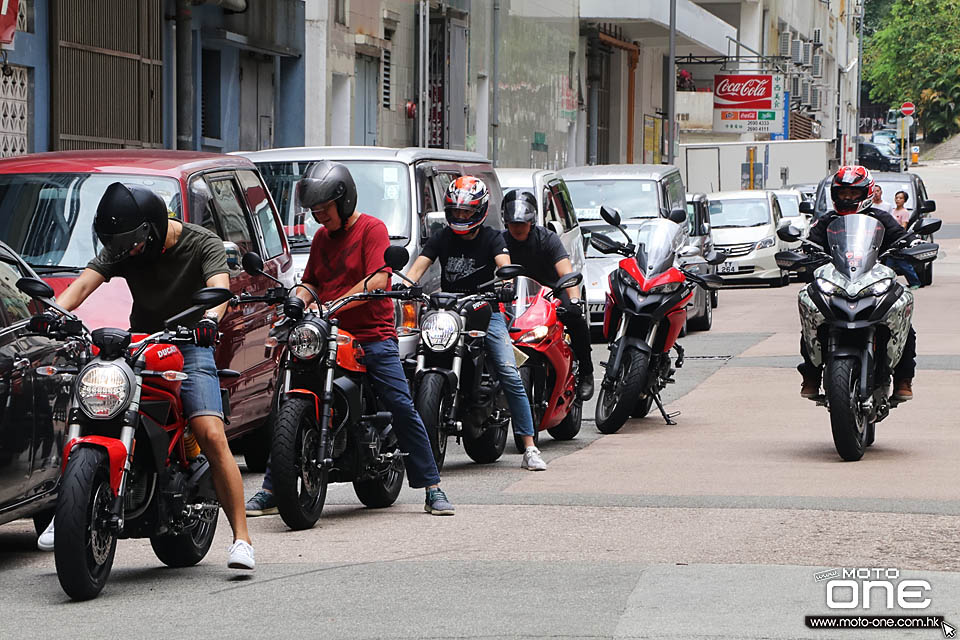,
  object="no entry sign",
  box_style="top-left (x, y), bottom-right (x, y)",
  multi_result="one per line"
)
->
top-left (901, 102), bottom-right (916, 116)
